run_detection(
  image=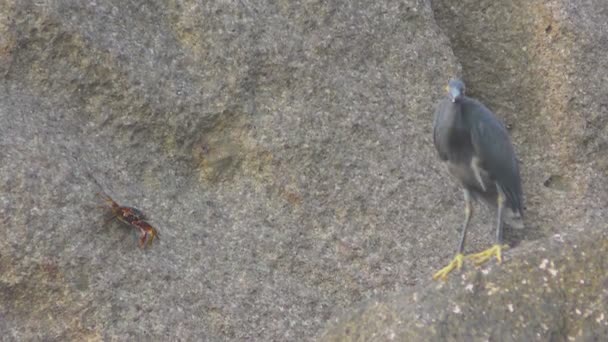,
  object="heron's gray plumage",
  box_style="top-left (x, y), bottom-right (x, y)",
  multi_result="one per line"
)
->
top-left (433, 80), bottom-right (523, 225)
top-left (431, 79), bottom-right (525, 280)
